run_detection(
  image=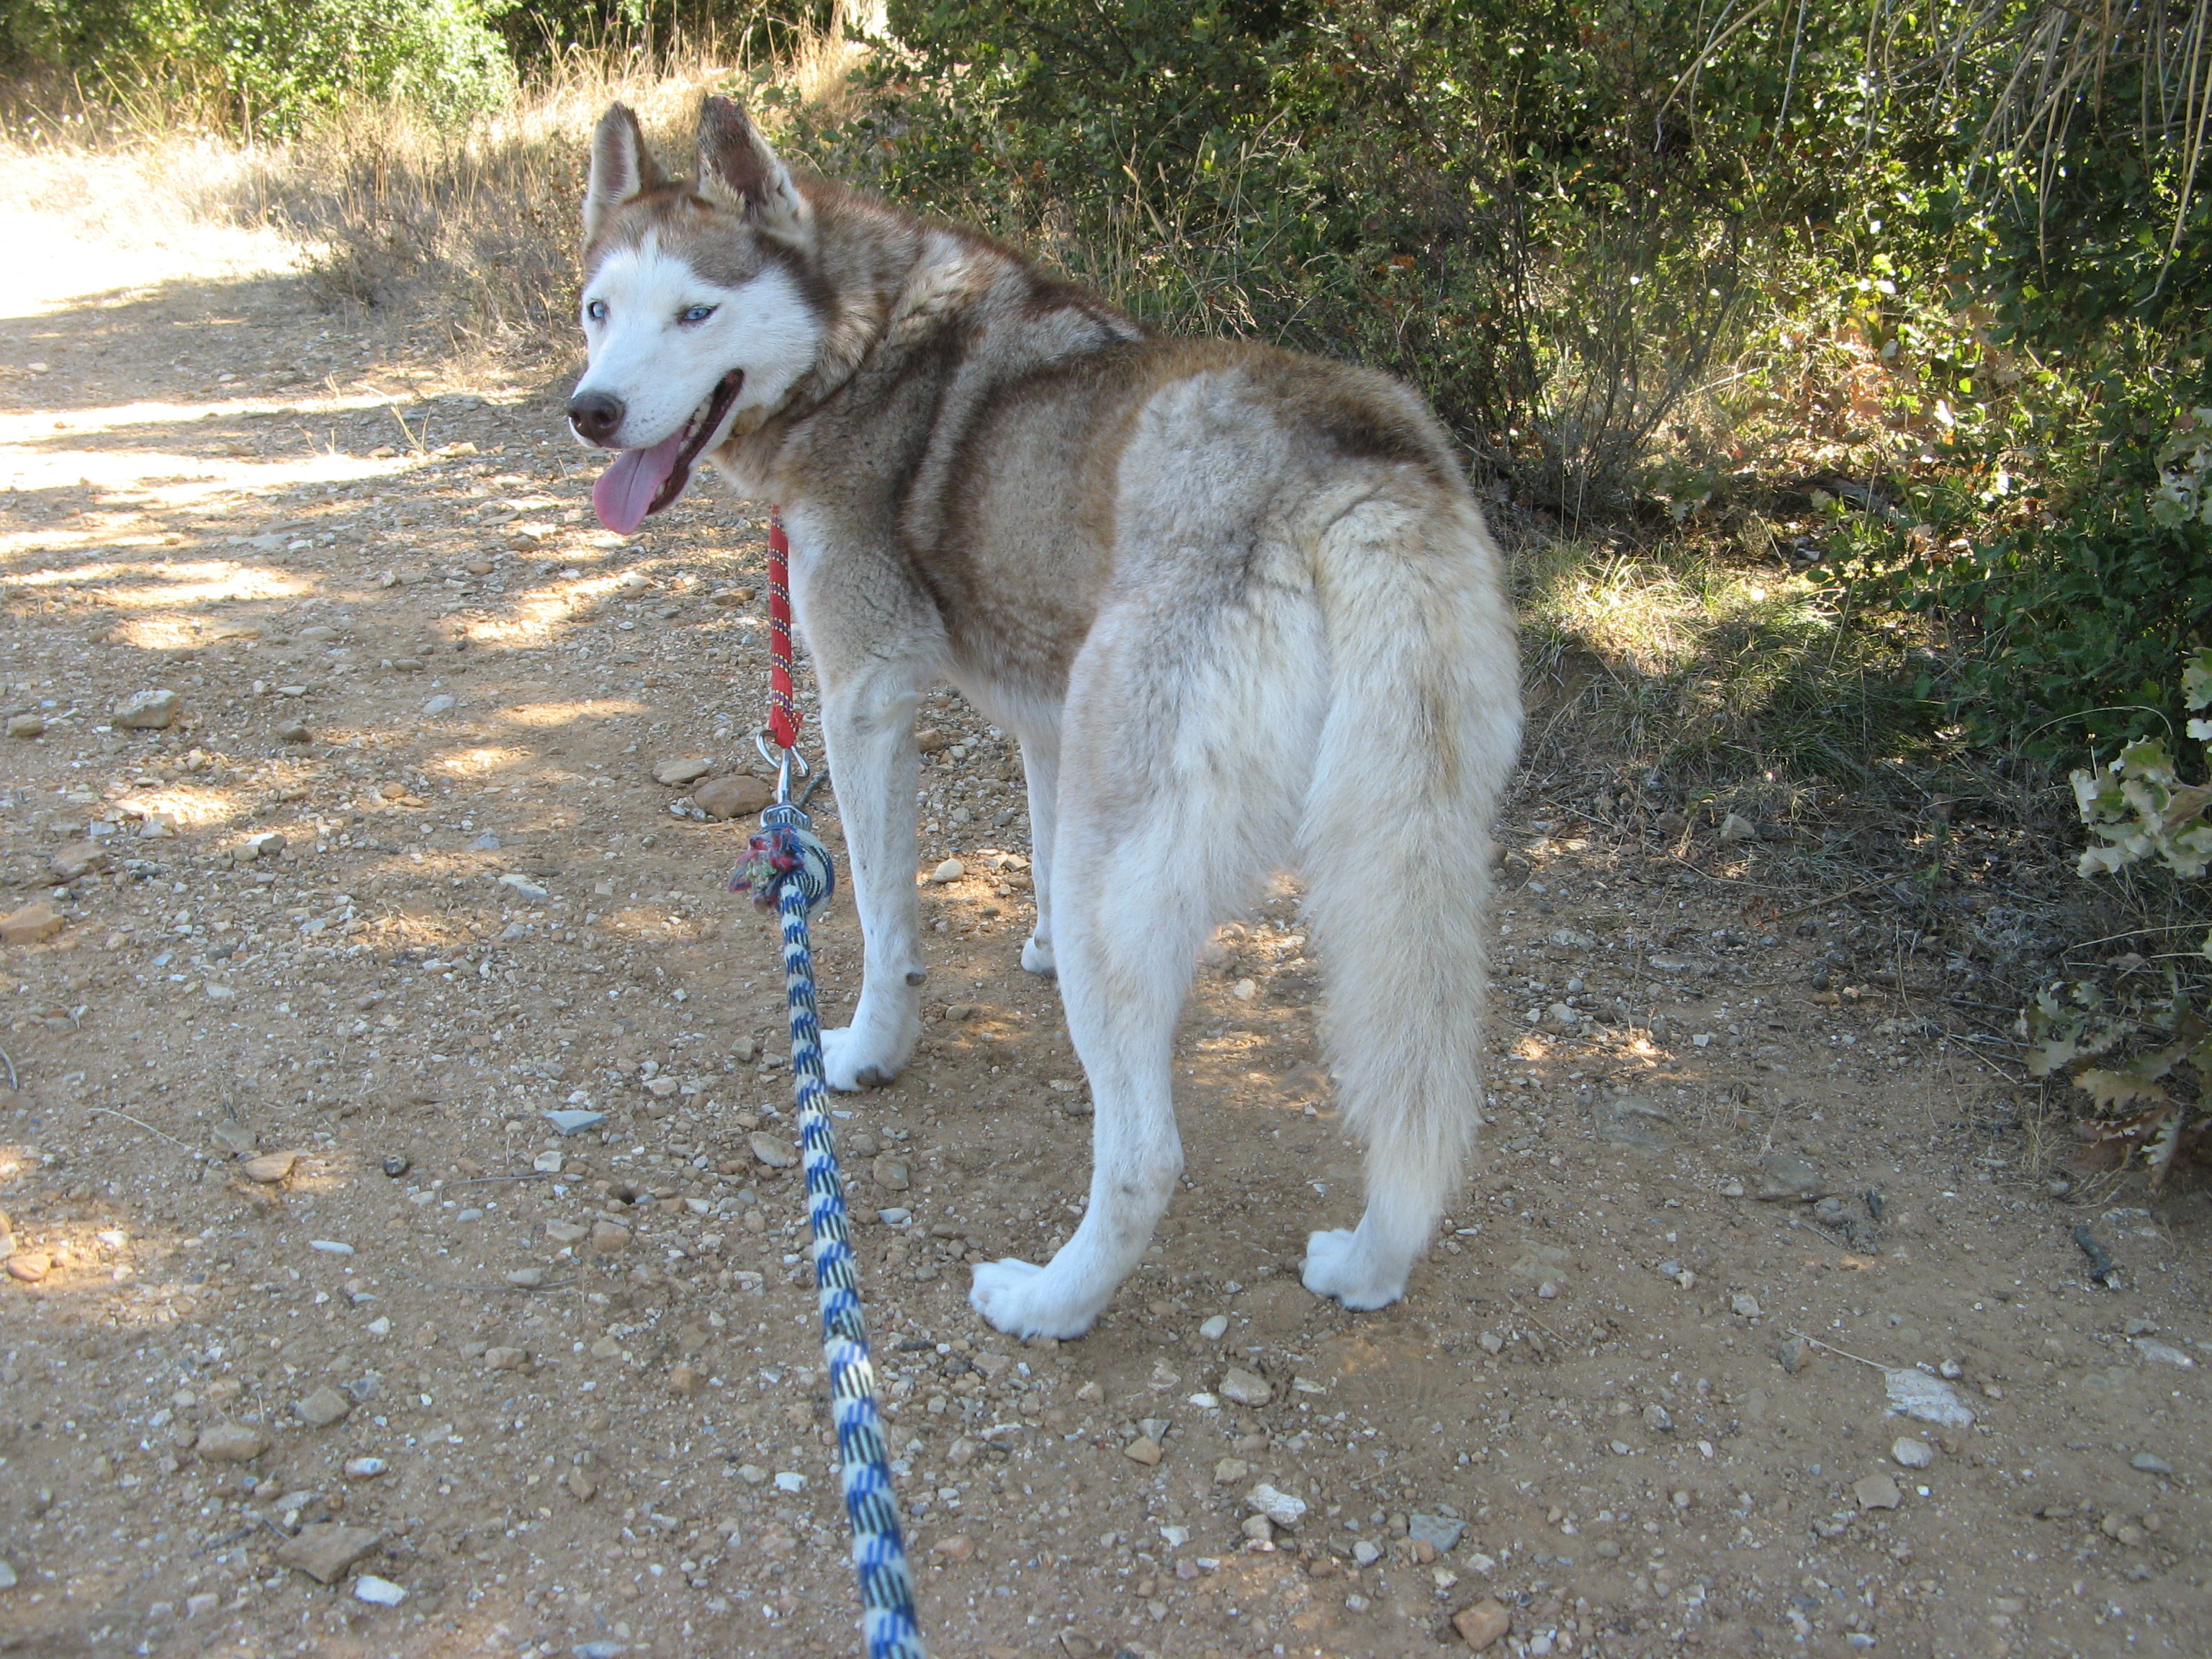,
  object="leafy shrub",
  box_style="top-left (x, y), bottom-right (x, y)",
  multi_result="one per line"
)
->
top-left (2023, 649), bottom-right (2212, 1187)
top-left (1, 0), bottom-right (515, 134)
